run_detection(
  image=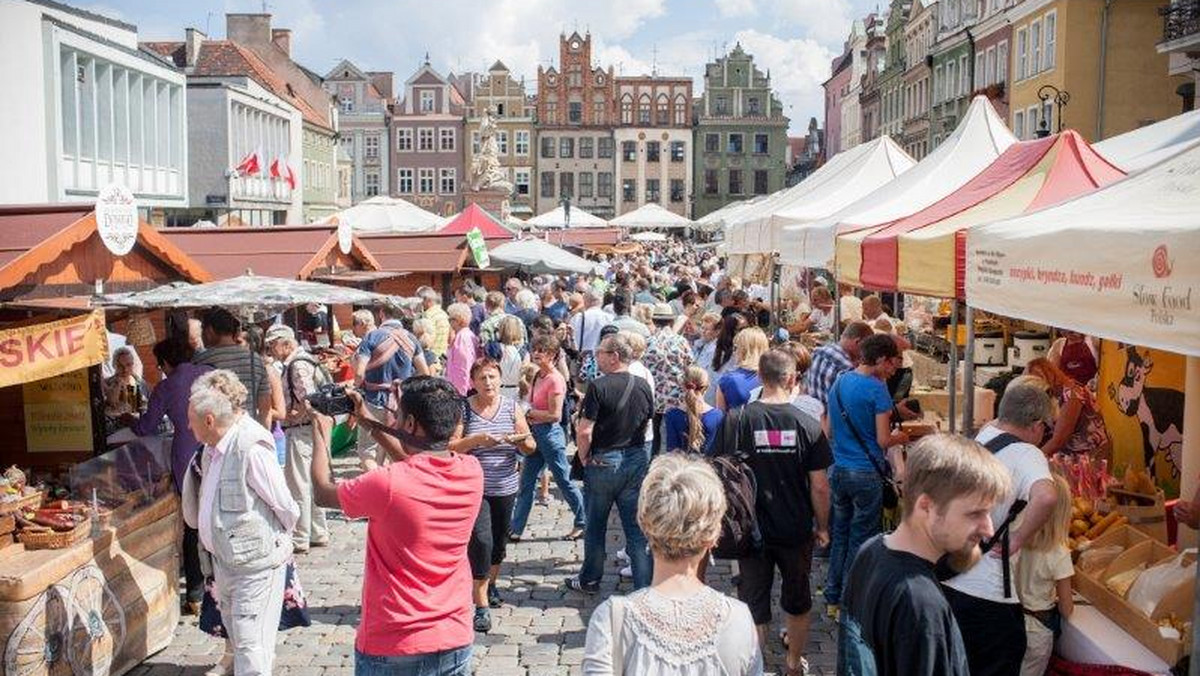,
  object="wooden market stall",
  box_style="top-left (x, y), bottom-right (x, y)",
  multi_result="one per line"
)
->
top-left (0, 203), bottom-right (210, 676)
top-left (361, 230), bottom-right (508, 298)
